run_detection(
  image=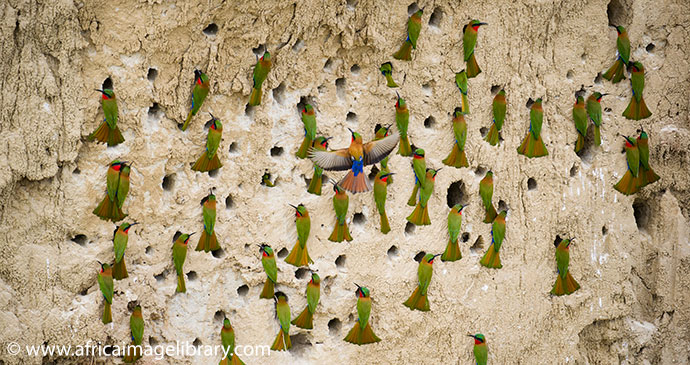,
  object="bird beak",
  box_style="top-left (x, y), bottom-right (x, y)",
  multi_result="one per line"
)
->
top-left (478, 22), bottom-right (488, 26)
top-left (462, 204), bottom-right (469, 209)
top-left (467, 334), bottom-right (476, 339)
top-left (129, 222), bottom-right (139, 227)
top-left (395, 91), bottom-right (400, 99)
top-left (347, 128), bottom-right (354, 135)
top-left (432, 254), bottom-right (442, 259)
top-left (94, 89), bottom-right (105, 94)
top-left (354, 283), bottom-right (361, 289)
top-left (570, 237), bottom-right (576, 243)
top-left (209, 112), bottom-right (216, 120)
top-left (288, 204), bottom-right (298, 210)
top-left (324, 136), bottom-right (333, 141)
top-left (97, 260), bottom-right (103, 266)
top-left (189, 232), bottom-right (196, 236)
top-left (436, 168), bottom-right (443, 173)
